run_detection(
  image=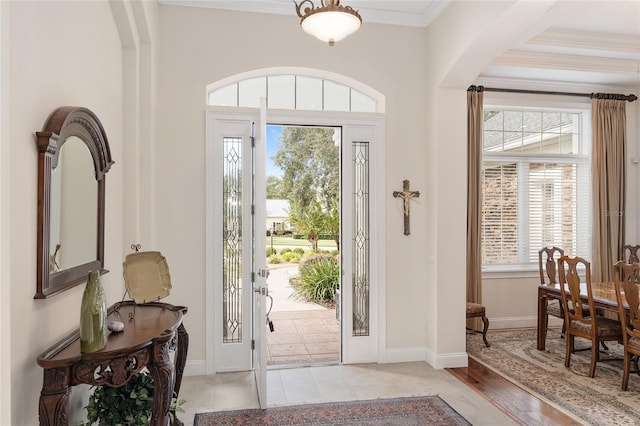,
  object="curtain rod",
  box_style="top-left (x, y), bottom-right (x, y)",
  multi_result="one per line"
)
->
top-left (467, 85), bottom-right (637, 102)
